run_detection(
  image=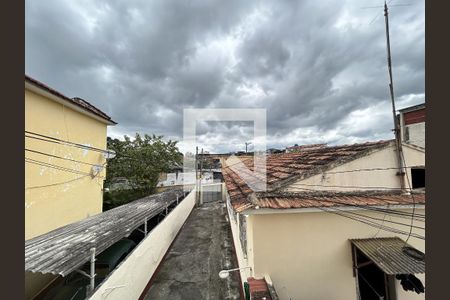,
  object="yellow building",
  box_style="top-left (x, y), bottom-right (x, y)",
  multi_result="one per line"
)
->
top-left (25, 75), bottom-right (116, 298)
